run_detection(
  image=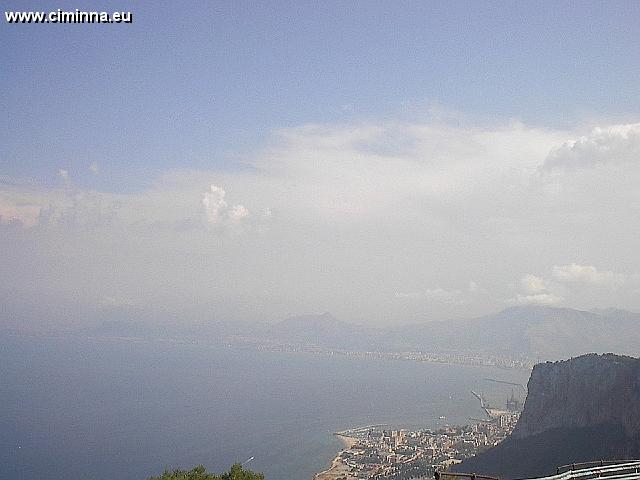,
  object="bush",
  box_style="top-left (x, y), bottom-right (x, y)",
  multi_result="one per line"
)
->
top-left (149, 463), bottom-right (265, 480)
